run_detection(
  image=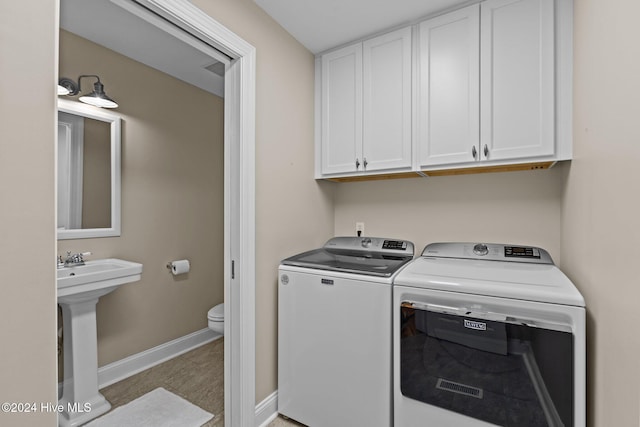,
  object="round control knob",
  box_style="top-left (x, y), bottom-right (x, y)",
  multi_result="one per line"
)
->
top-left (473, 243), bottom-right (489, 256)
top-left (361, 238), bottom-right (372, 248)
